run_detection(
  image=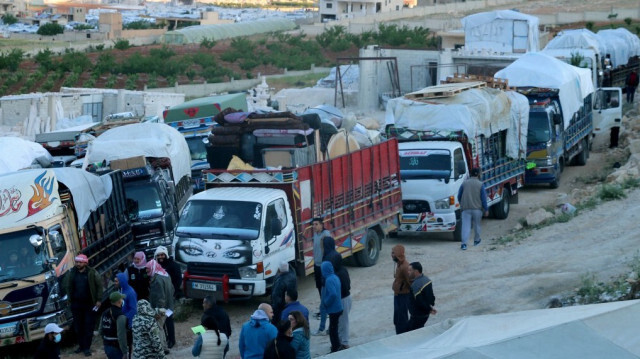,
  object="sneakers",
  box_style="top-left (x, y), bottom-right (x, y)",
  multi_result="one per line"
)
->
top-left (474, 238), bottom-right (482, 246)
top-left (83, 350), bottom-right (92, 357)
top-left (312, 329), bottom-right (328, 336)
top-left (313, 312), bottom-right (321, 320)
top-left (461, 243), bottom-right (467, 250)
